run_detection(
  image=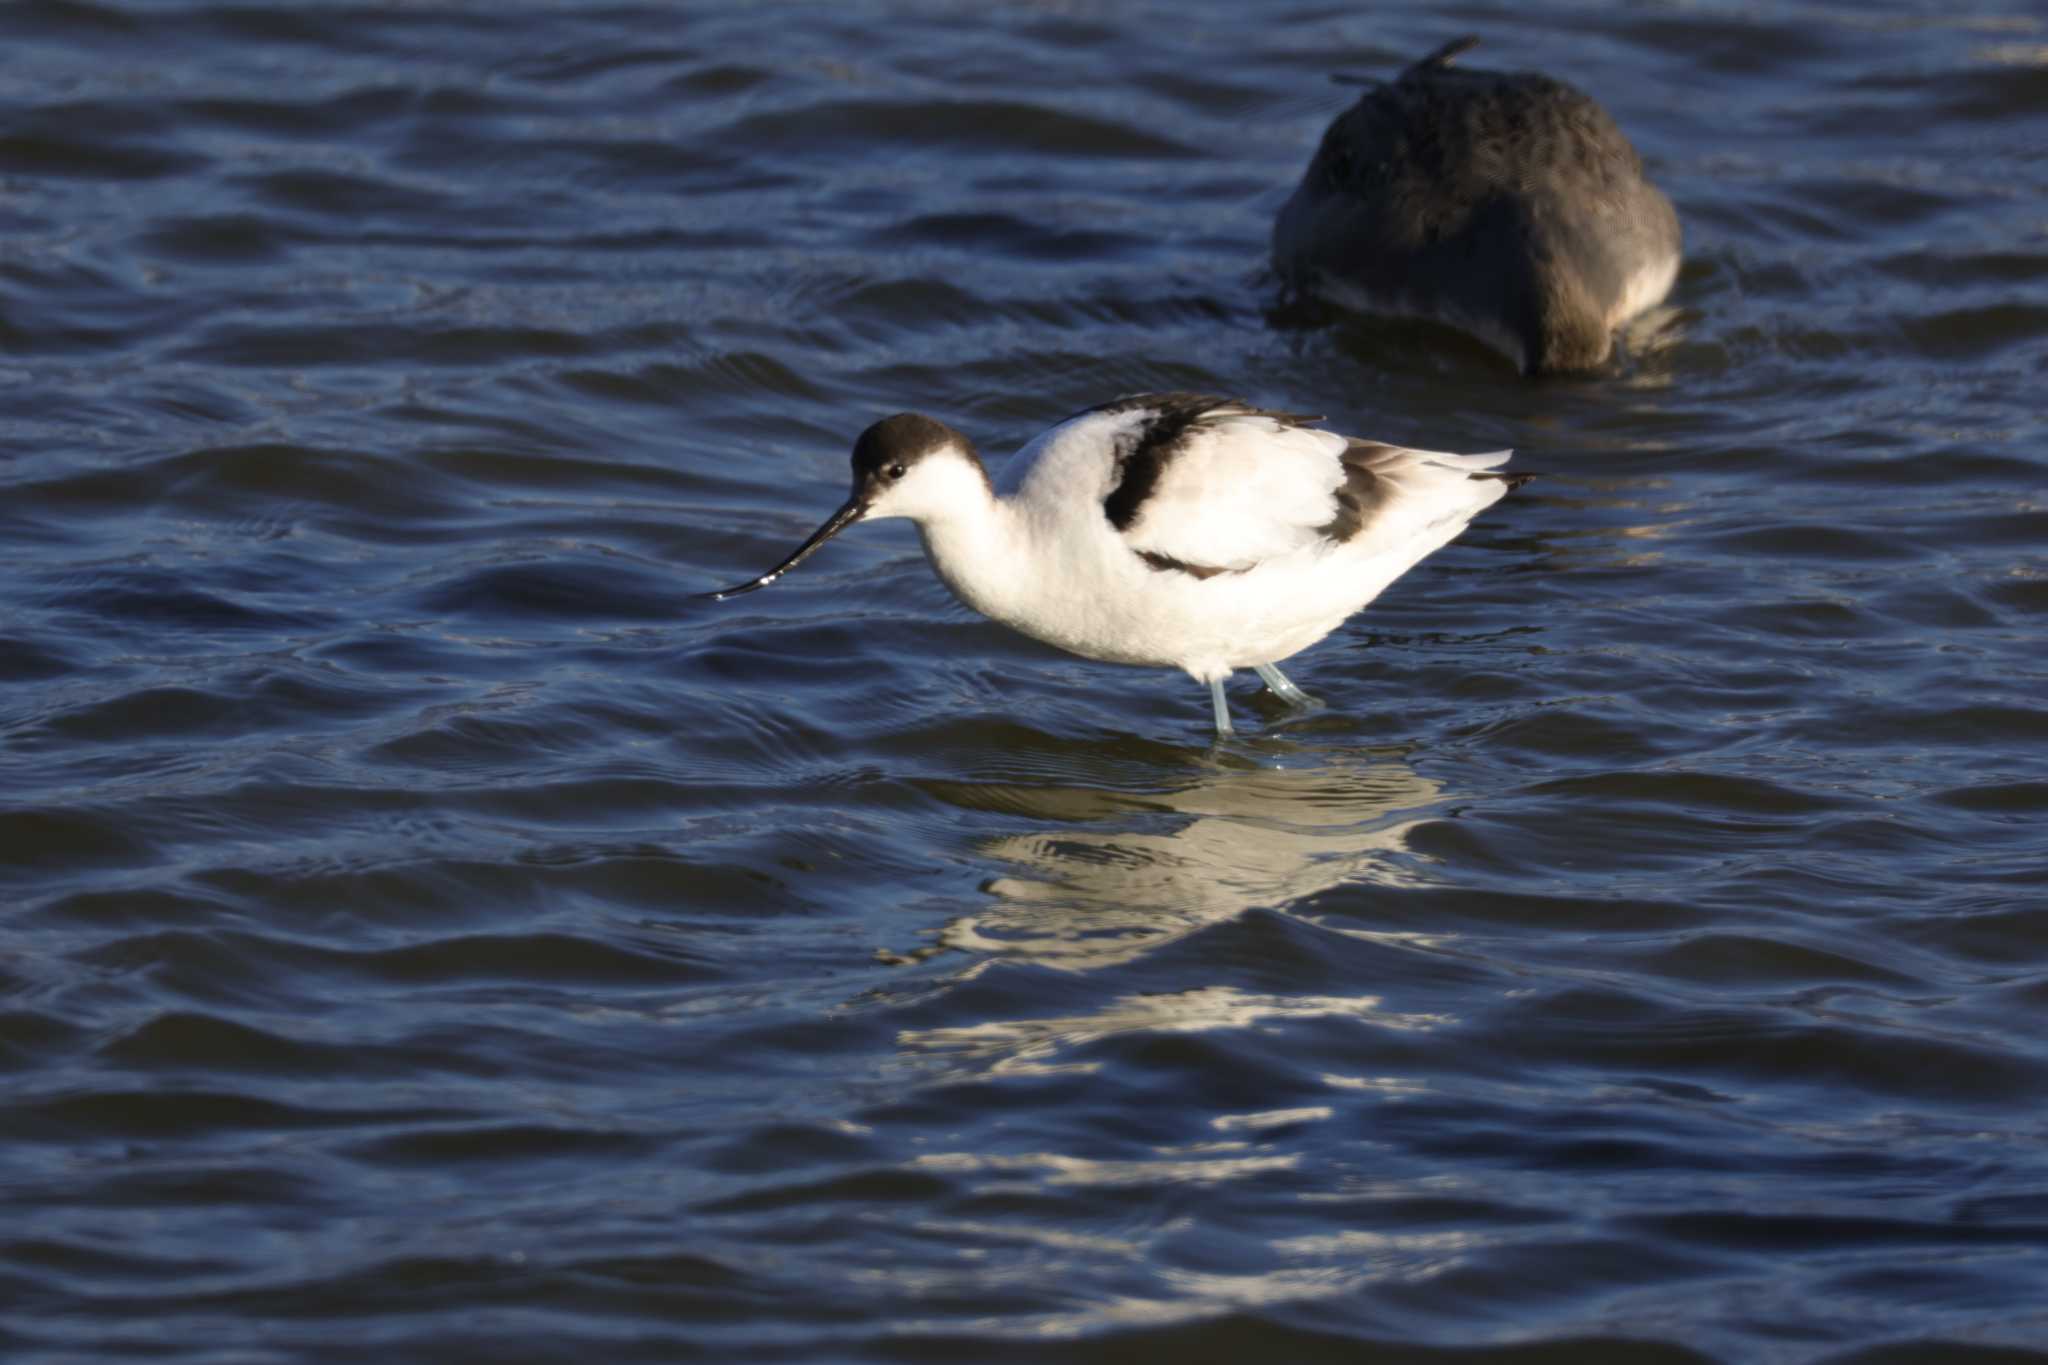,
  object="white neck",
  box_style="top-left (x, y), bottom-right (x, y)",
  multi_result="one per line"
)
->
top-left (913, 489), bottom-right (1022, 625)
top-left (860, 444), bottom-right (1025, 625)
